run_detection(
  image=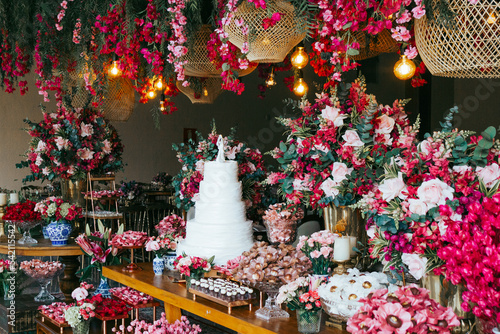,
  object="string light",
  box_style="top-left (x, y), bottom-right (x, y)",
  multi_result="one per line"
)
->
top-left (160, 100), bottom-right (165, 112)
top-left (487, 11), bottom-right (497, 24)
top-left (291, 46), bottom-right (309, 69)
top-left (155, 77), bottom-right (163, 90)
top-left (202, 86), bottom-right (208, 97)
top-left (393, 55), bottom-right (416, 80)
top-left (266, 67), bottom-right (277, 87)
top-left (293, 78), bottom-right (308, 97)
top-left (147, 89), bottom-right (157, 99)
top-left (108, 60), bottom-right (121, 77)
